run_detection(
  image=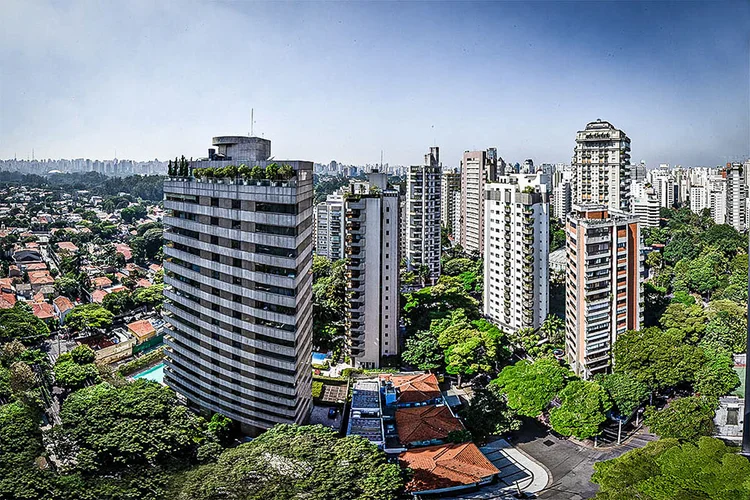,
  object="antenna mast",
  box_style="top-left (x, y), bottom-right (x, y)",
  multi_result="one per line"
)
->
top-left (251, 108), bottom-right (254, 137)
